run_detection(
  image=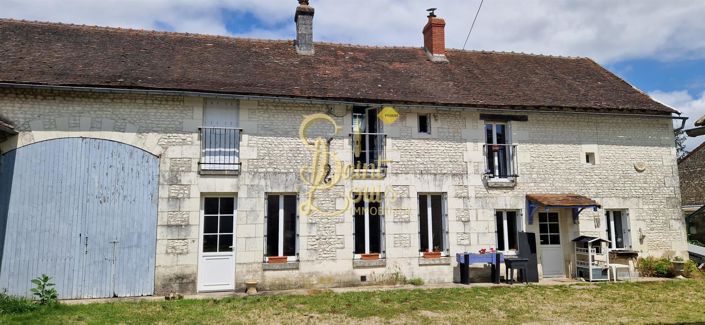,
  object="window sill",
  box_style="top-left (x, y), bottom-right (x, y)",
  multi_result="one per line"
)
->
top-left (484, 176), bottom-right (516, 188)
top-left (353, 259), bottom-right (386, 268)
top-left (262, 261), bottom-right (300, 271)
top-left (199, 166), bottom-right (241, 176)
top-left (418, 257), bottom-right (451, 266)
